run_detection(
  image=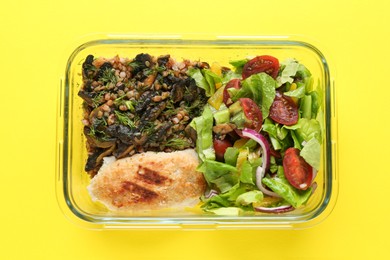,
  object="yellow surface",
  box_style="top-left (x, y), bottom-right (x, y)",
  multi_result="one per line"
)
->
top-left (0, 0), bottom-right (389, 259)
